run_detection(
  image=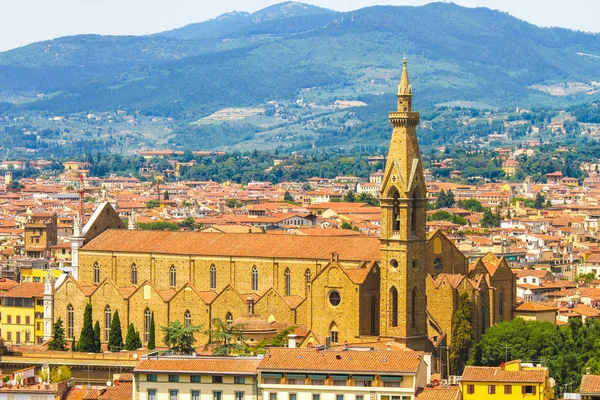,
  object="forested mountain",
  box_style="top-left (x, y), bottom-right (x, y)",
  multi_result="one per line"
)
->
top-left (0, 1), bottom-right (599, 153)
